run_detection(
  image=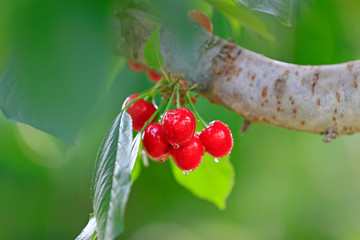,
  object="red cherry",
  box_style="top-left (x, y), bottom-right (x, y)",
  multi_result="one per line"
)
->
top-left (187, 10), bottom-right (213, 33)
top-left (161, 107), bottom-right (196, 147)
top-left (146, 70), bottom-right (163, 82)
top-left (122, 94), bottom-right (156, 131)
top-left (171, 135), bottom-right (204, 171)
top-left (199, 121), bottom-right (233, 158)
top-left (127, 60), bottom-right (145, 73)
top-left (142, 123), bottom-right (171, 162)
